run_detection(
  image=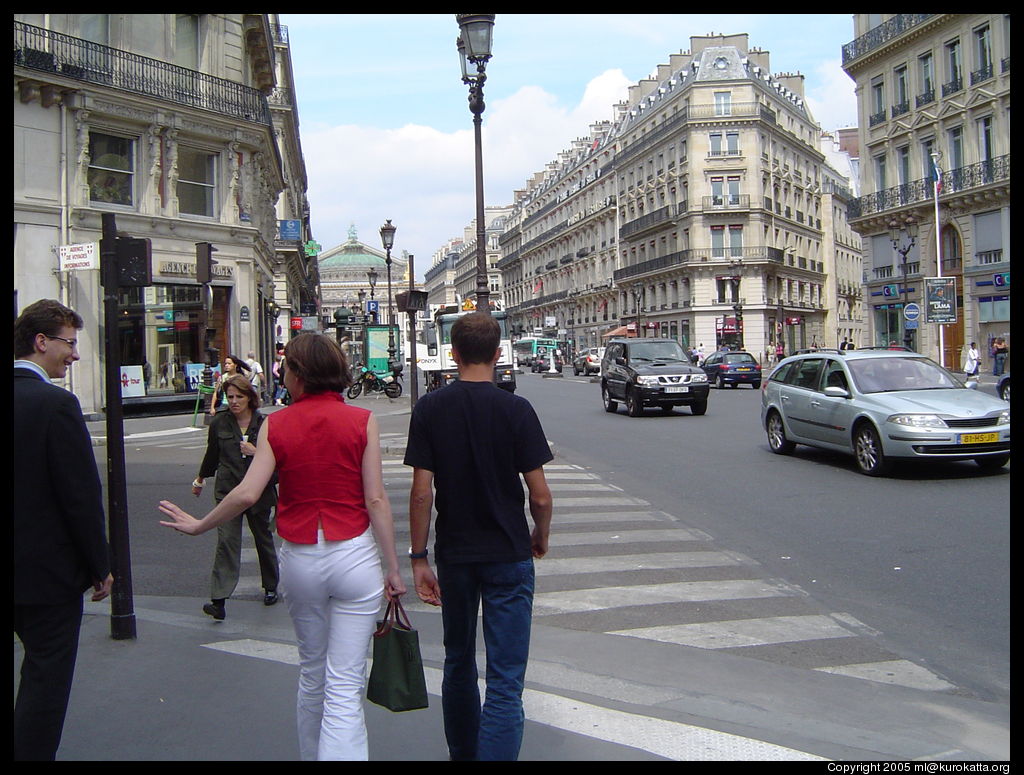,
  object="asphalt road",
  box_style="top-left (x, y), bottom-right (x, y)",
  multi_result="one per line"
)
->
top-left (513, 370), bottom-right (1010, 704)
